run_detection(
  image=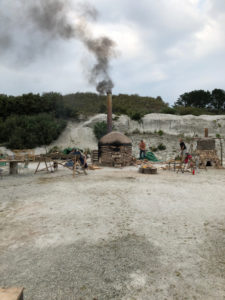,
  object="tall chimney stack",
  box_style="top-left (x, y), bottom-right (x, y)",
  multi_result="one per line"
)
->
top-left (107, 91), bottom-right (112, 133)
